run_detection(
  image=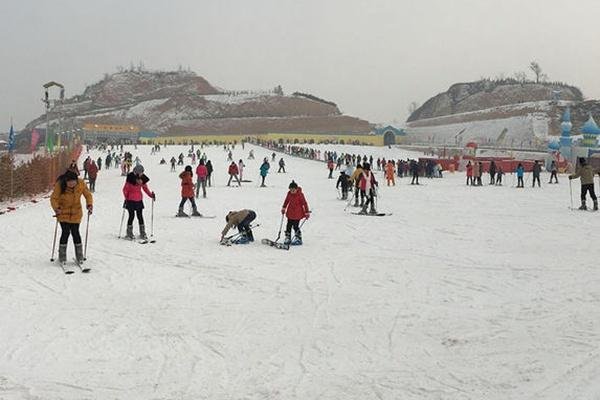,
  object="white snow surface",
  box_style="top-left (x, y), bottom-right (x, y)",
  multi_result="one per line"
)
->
top-left (1, 144), bottom-right (599, 399)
